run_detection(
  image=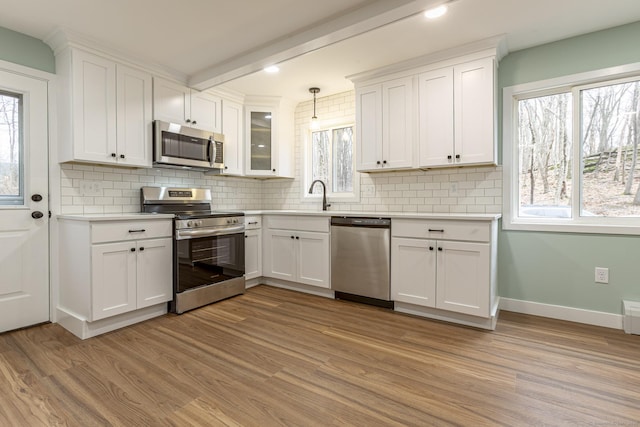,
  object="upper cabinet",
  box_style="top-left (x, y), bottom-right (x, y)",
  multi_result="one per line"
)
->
top-left (56, 48), bottom-right (153, 167)
top-left (153, 77), bottom-right (222, 133)
top-left (244, 97), bottom-right (294, 178)
top-left (356, 77), bottom-right (414, 172)
top-left (418, 57), bottom-right (496, 167)
top-left (219, 98), bottom-right (244, 175)
top-left (351, 44), bottom-right (501, 172)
